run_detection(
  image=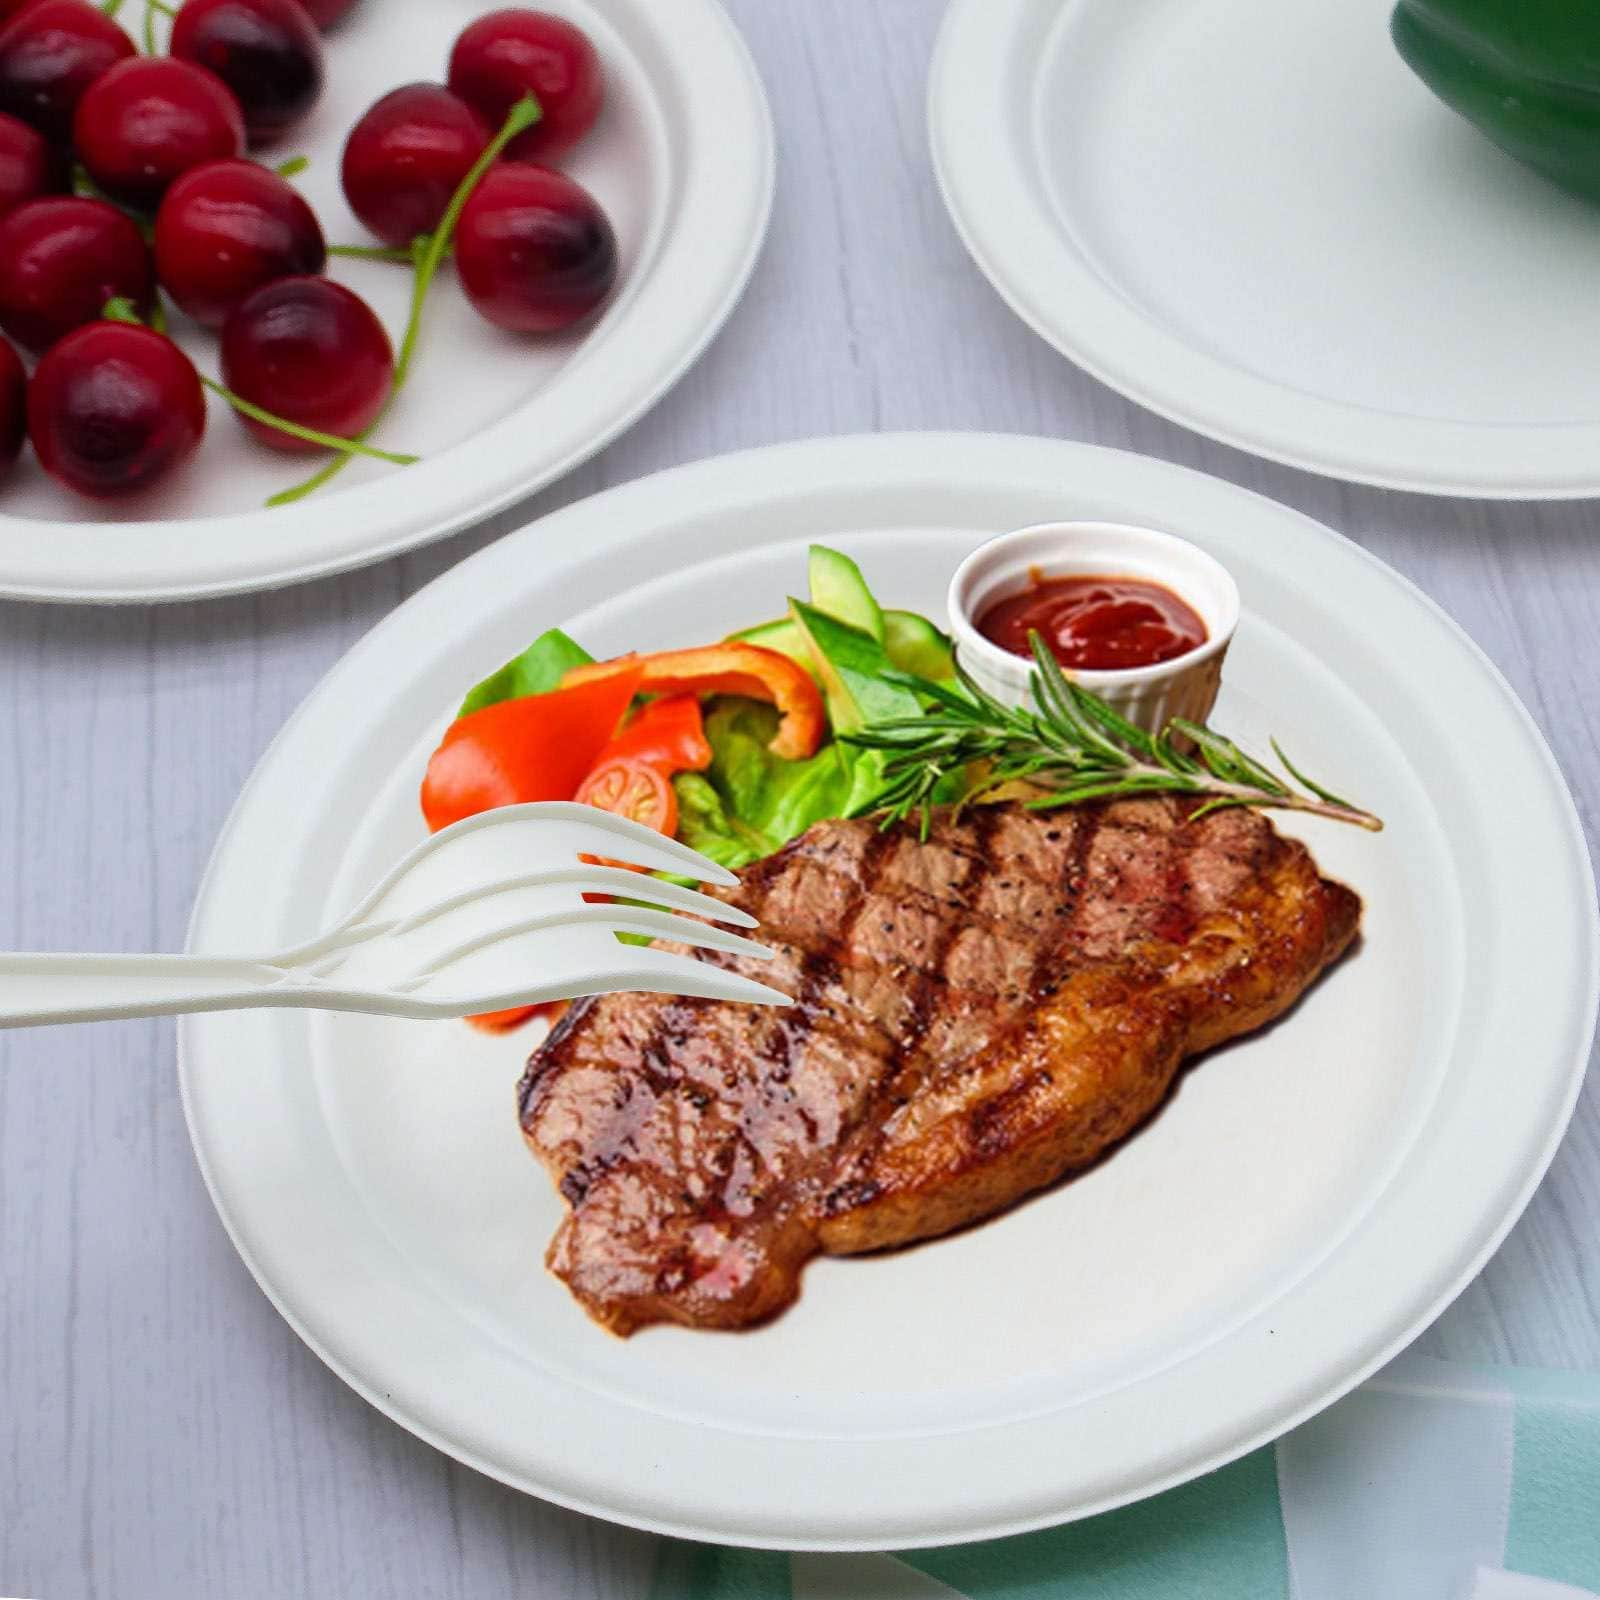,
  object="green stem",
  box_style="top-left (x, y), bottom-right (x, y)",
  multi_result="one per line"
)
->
top-left (394, 94), bottom-right (540, 389)
top-left (100, 297), bottom-right (417, 466)
top-left (275, 155), bottom-right (309, 180)
top-left (197, 377), bottom-right (419, 463)
top-left (264, 450), bottom-right (342, 506)
top-left (142, 0), bottom-right (157, 53)
top-left (268, 94), bottom-right (541, 508)
top-left (327, 242), bottom-right (418, 265)
top-left (71, 166), bottom-right (153, 238)
top-left (101, 0), bottom-right (125, 17)
top-left (1029, 752), bottom-right (1384, 831)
